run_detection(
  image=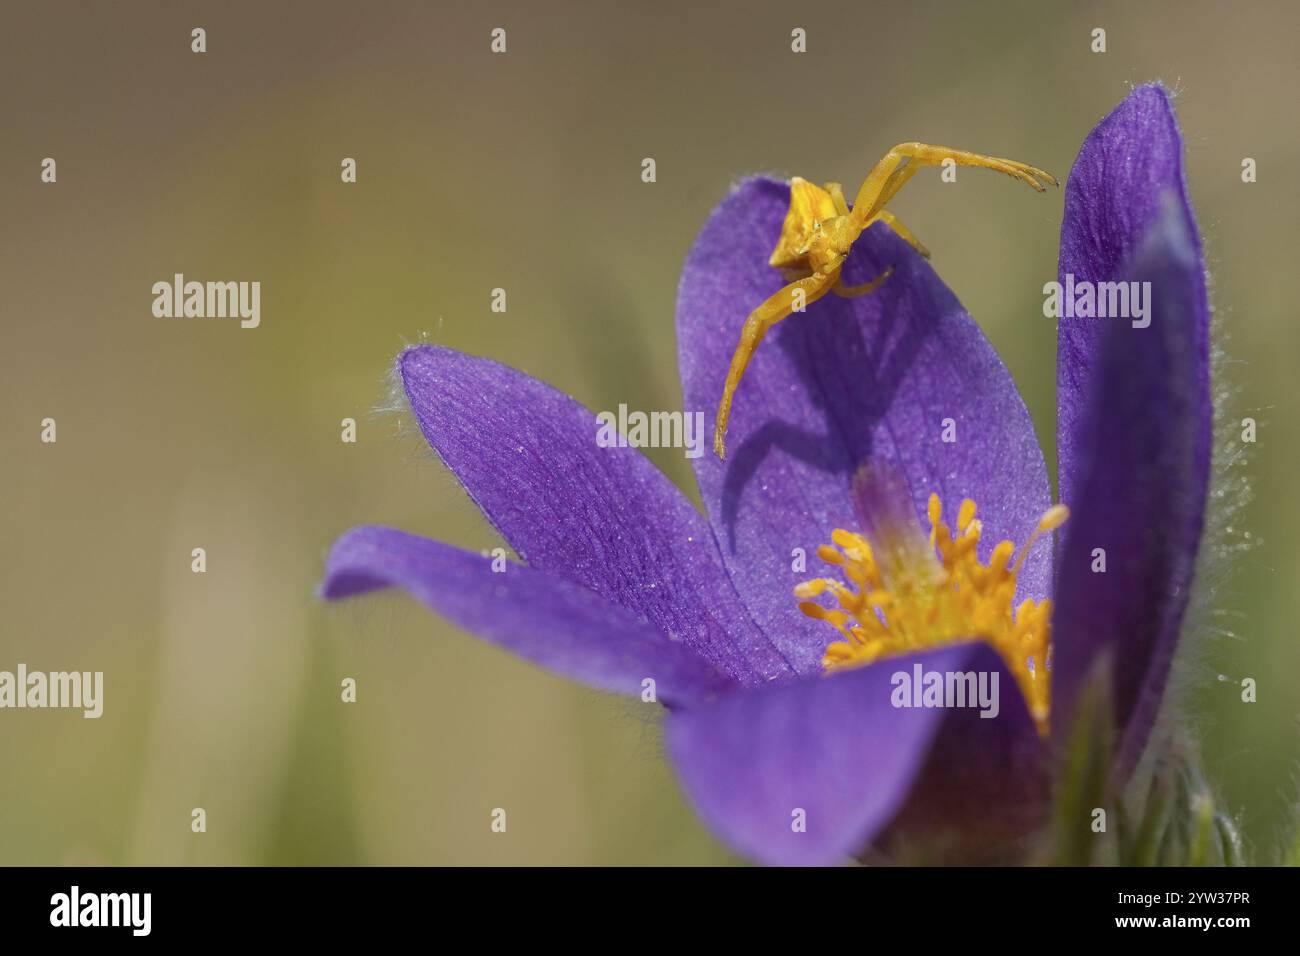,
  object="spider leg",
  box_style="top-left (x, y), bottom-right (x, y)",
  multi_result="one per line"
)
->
top-left (868, 159), bottom-right (920, 217)
top-left (875, 211), bottom-right (930, 259)
top-left (713, 270), bottom-right (839, 459)
top-left (851, 142), bottom-right (1057, 226)
top-left (824, 182), bottom-right (852, 217)
top-left (832, 266), bottom-right (893, 298)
